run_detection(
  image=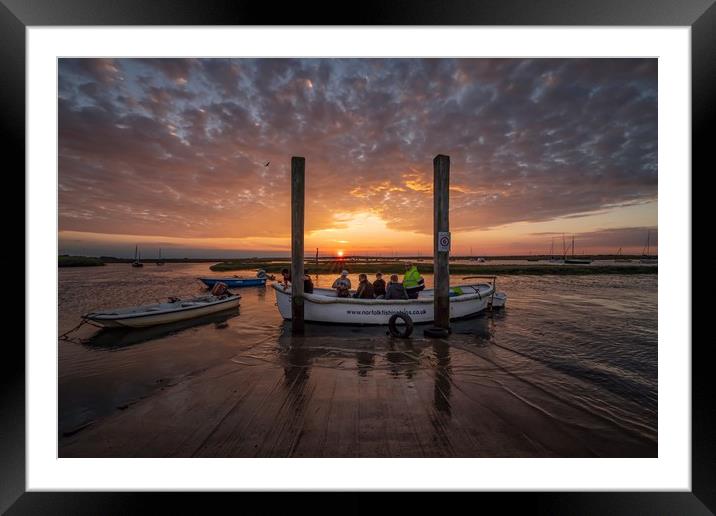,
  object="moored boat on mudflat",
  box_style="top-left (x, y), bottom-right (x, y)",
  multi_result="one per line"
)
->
top-left (83, 293), bottom-right (240, 328)
top-left (199, 277), bottom-right (267, 288)
top-left (273, 282), bottom-right (500, 325)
